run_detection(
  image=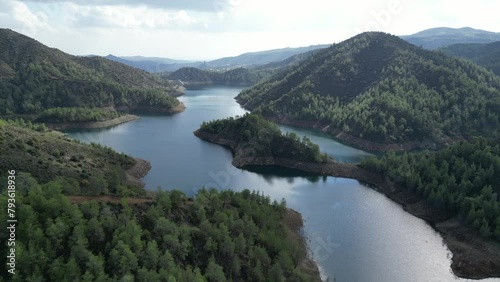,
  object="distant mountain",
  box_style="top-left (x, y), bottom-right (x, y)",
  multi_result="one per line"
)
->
top-left (0, 28), bottom-right (182, 118)
top-left (401, 27), bottom-right (500, 49)
top-left (109, 45), bottom-right (329, 72)
top-left (201, 45), bottom-right (329, 69)
top-left (236, 32), bottom-right (500, 150)
top-left (104, 54), bottom-right (195, 73)
top-left (252, 47), bottom-right (324, 72)
top-left (120, 56), bottom-right (193, 64)
top-left (168, 48), bottom-right (324, 86)
top-left (439, 41), bottom-right (500, 75)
